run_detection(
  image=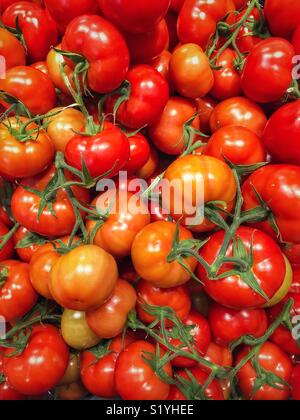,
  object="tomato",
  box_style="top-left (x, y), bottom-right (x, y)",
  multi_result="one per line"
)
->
top-left (264, 0), bottom-right (300, 40)
top-left (242, 164), bottom-right (300, 244)
top-left (61, 309), bottom-right (101, 350)
top-left (151, 50), bottom-right (172, 88)
top-left (209, 303), bottom-right (268, 347)
top-left (283, 243), bottom-right (300, 269)
top-left (241, 38), bottom-right (295, 103)
top-left (11, 166), bottom-right (89, 238)
top-left (30, 61), bottom-right (48, 75)
top-left (132, 221), bottom-right (197, 288)
top-left (98, 0), bottom-right (171, 34)
top-left (0, 352), bottom-right (25, 400)
top-left (235, 7), bottom-right (263, 54)
top-left (163, 155), bottom-right (236, 232)
top-left (204, 125), bottom-right (266, 166)
top-left (236, 341), bottom-right (293, 400)
top-left (169, 43), bottom-right (214, 99)
top-left (198, 227), bottom-right (291, 309)
top-left (0, 117), bottom-right (55, 179)
top-left (0, 28), bottom-right (26, 70)
top-left (136, 146), bottom-right (159, 180)
top-left (0, 66), bottom-right (56, 116)
top-left (0, 260), bottom-right (37, 322)
top-left (13, 226), bottom-right (41, 263)
top-left (0, 222), bottom-right (14, 262)
top-left (46, 46), bottom-right (75, 96)
top-left (195, 96), bottom-right (217, 135)
top-left (178, 0), bottom-right (235, 49)
top-left (210, 49), bottom-right (242, 100)
top-left (170, 0), bottom-right (184, 13)
top-left (86, 279), bottom-right (136, 339)
top-left (115, 340), bottom-right (172, 400)
top-left (106, 65), bottom-right (169, 129)
top-left (56, 382), bottom-right (87, 401)
top-left (262, 100), bottom-right (300, 166)
top-left (123, 133), bottom-right (151, 175)
top-left (136, 280), bottom-right (191, 326)
top-left (59, 353), bottom-right (81, 386)
top-left (290, 267), bottom-right (300, 294)
top-left (2, 2), bottom-right (58, 62)
top-left (209, 97), bottom-right (267, 137)
top-left (123, 19), bottom-right (169, 64)
top-left (149, 96), bottom-right (200, 155)
top-left (292, 365), bottom-right (300, 400)
top-left (4, 324), bottom-right (69, 396)
top-left (292, 25), bottom-right (300, 55)
top-left (165, 10), bottom-right (179, 51)
top-left (168, 367), bottom-right (224, 400)
top-left (61, 15), bottom-right (129, 94)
